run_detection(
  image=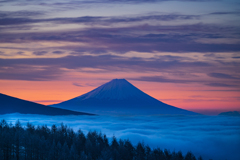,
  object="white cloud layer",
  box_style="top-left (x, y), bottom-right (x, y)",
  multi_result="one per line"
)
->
top-left (1, 114), bottom-right (240, 160)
